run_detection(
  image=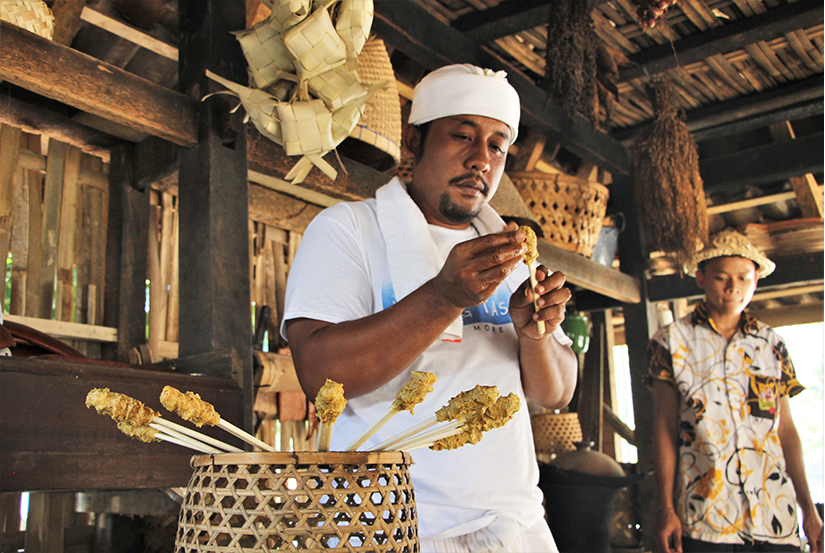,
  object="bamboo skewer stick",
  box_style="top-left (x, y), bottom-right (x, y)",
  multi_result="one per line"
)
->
top-left (394, 427), bottom-right (466, 452)
top-left (217, 418), bottom-right (276, 452)
top-left (154, 432), bottom-right (216, 453)
top-left (370, 416), bottom-right (440, 451)
top-left (345, 409), bottom-right (396, 451)
top-left (149, 422), bottom-right (227, 453)
top-left (151, 417), bottom-right (243, 452)
top-left (314, 380), bottom-right (347, 452)
top-left (528, 262), bottom-right (546, 336)
top-left (346, 371), bottom-right (437, 451)
top-left (383, 420), bottom-right (465, 451)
